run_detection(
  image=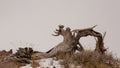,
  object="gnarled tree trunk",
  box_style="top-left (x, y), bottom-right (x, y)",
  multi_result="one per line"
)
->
top-left (31, 25), bottom-right (106, 60)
